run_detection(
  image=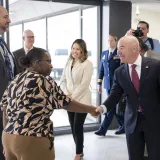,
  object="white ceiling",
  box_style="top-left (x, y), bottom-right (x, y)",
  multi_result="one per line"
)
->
top-left (9, 0), bottom-right (160, 24)
top-left (132, 2), bottom-right (160, 13)
top-left (9, 0), bottom-right (83, 24)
